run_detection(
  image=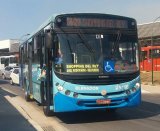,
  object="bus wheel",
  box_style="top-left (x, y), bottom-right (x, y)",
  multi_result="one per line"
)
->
top-left (43, 105), bottom-right (54, 116)
top-left (25, 91), bottom-right (32, 102)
